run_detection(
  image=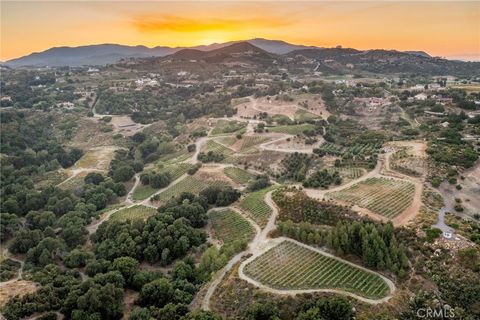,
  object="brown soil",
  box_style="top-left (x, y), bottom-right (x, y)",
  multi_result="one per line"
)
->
top-left (0, 280), bottom-right (37, 308)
